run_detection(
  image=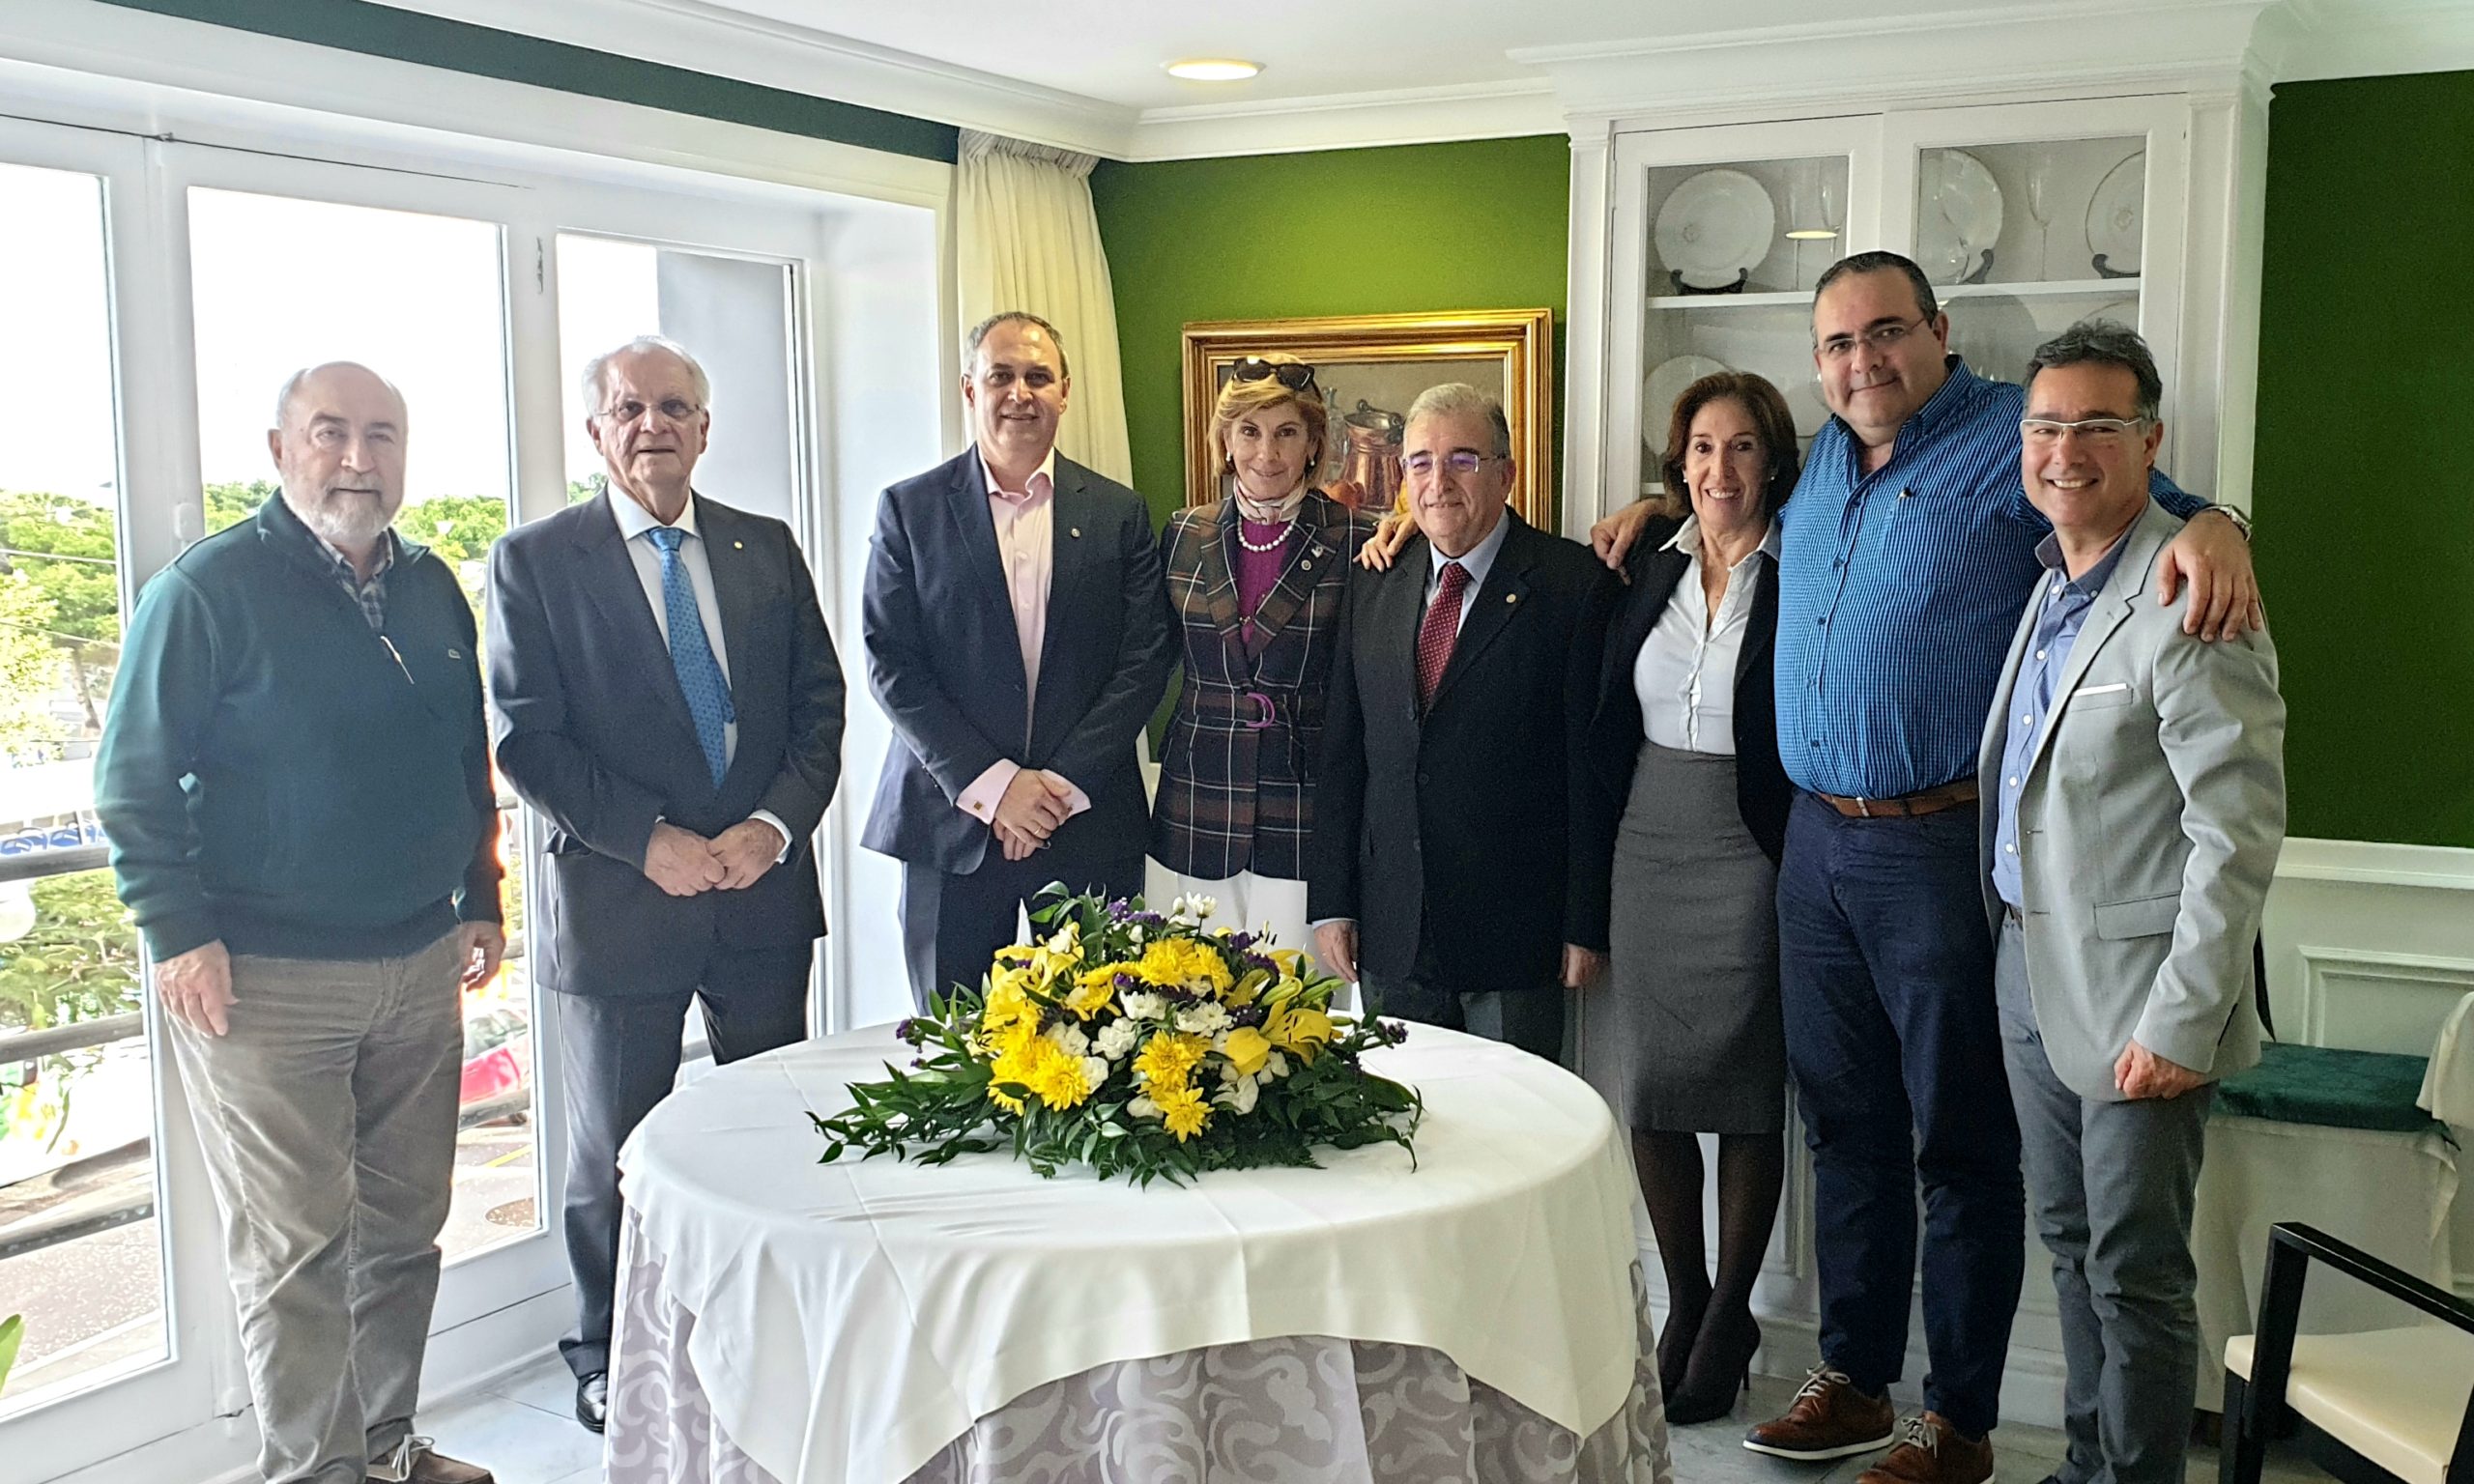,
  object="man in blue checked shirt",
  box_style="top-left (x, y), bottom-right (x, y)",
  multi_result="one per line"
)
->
top-left (1595, 251), bottom-right (2261, 1484)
